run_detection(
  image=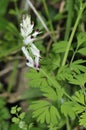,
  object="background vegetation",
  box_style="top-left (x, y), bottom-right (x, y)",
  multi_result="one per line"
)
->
top-left (0, 0), bottom-right (86, 130)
